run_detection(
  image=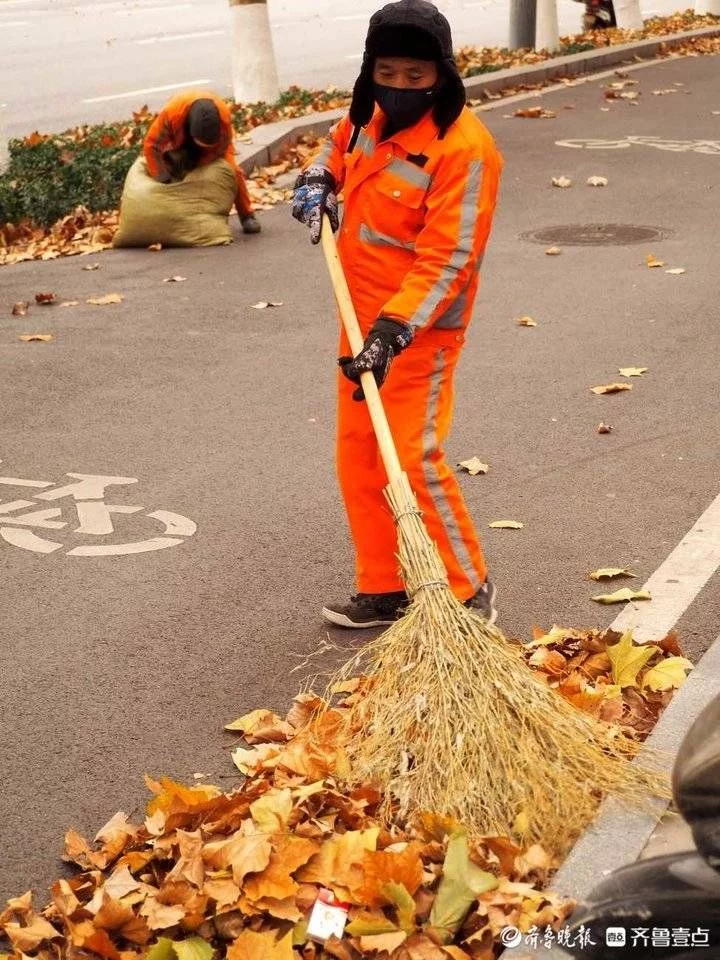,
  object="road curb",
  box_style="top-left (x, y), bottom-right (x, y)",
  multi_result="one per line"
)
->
top-left (499, 632), bottom-right (720, 959)
top-left (235, 24), bottom-right (720, 174)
